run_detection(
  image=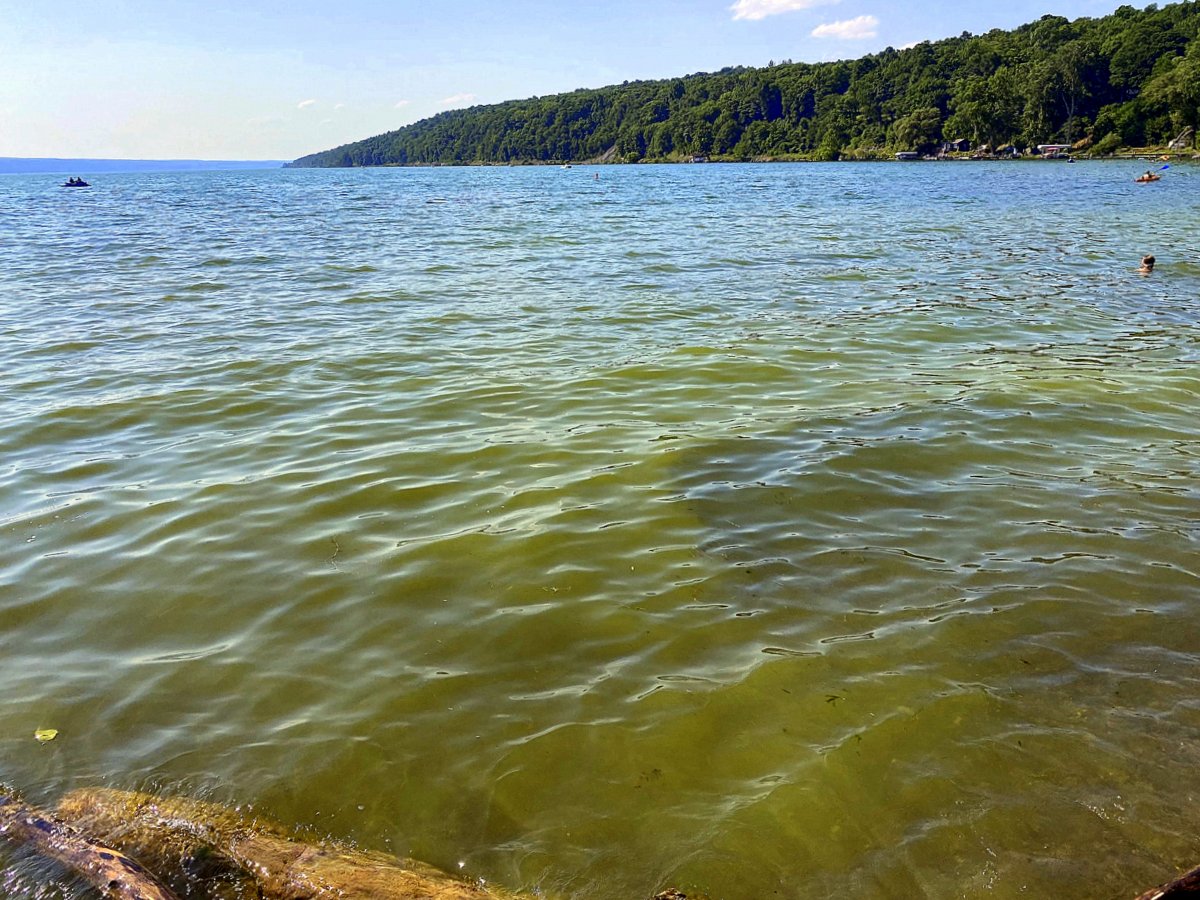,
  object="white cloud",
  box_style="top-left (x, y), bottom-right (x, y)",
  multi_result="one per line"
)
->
top-left (394, 99), bottom-right (411, 109)
top-left (334, 102), bottom-right (346, 110)
top-left (297, 99), bottom-right (317, 109)
top-left (730, 0), bottom-right (837, 21)
top-left (811, 14), bottom-right (879, 38)
top-left (440, 93), bottom-right (476, 106)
